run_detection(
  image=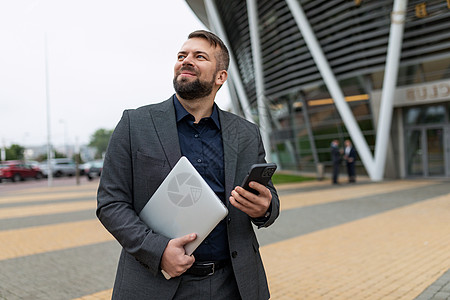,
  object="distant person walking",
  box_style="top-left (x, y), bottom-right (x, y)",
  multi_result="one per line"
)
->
top-left (330, 139), bottom-right (341, 184)
top-left (344, 139), bottom-right (357, 183)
